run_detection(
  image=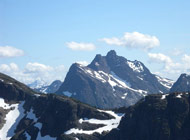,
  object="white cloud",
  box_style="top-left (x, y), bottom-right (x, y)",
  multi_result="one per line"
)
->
top-left (148, 53), bottom-right (190, 79)
top-left (66, 42), bottom-right (96, 51)
top-left (0, 63), bottom-right (19, 72)
top-left (76, 61), bottom-right (89, 66)
top-left (0, 62), bottom-right (66, 85)
top-left (182, 54), bottom-right (190, 64)
top-left (25, 63), bottom-right (53, 73)
top-left (171, 48), bottom-right (183, 56)
top-left (101, 32), bottom-right (160, 51)
top-left (148, 53), bottom-right (172, 64)
top-left (0, 46), bottom-right (24, 58)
